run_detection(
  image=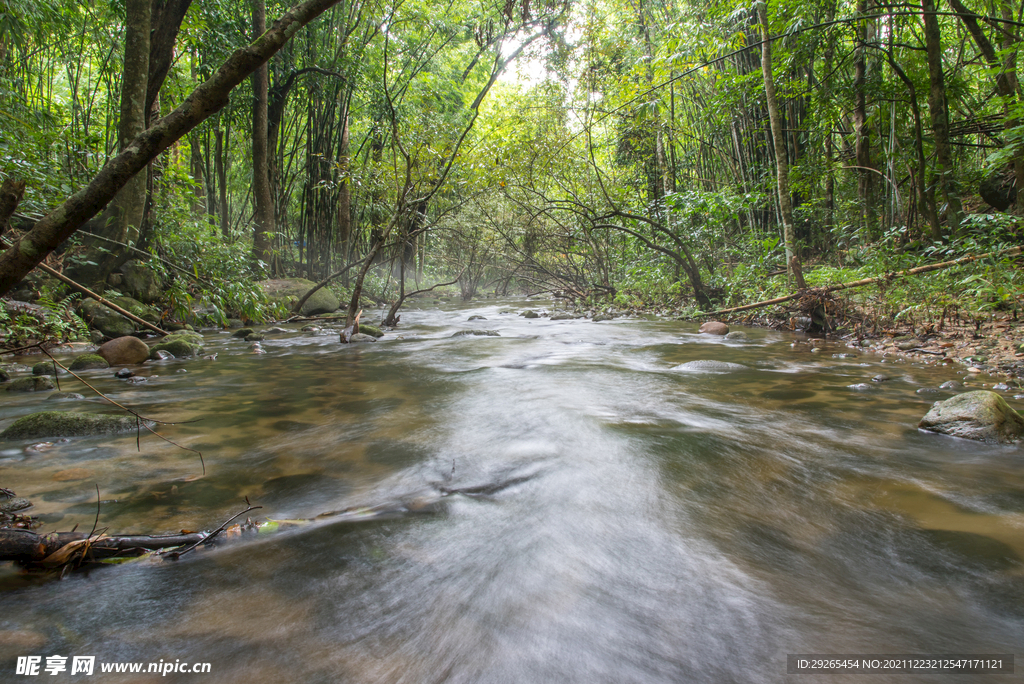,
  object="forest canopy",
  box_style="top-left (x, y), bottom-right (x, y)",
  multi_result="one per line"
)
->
top-left (0, 0), bottom-right (1021, 331)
